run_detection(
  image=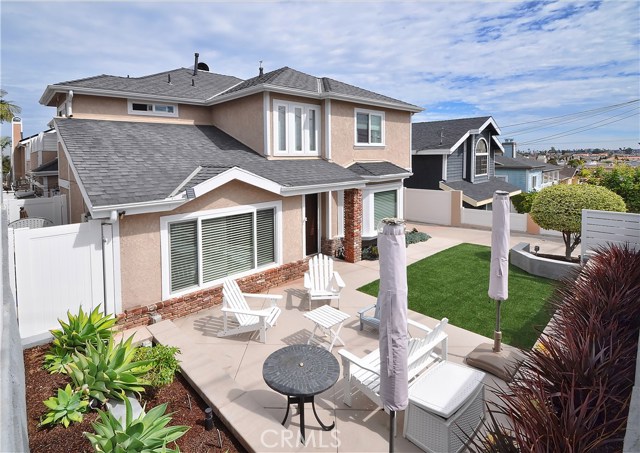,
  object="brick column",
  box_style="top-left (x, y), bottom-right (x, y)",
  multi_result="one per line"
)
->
top-left (343, 188), bottom-right (362, 263)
